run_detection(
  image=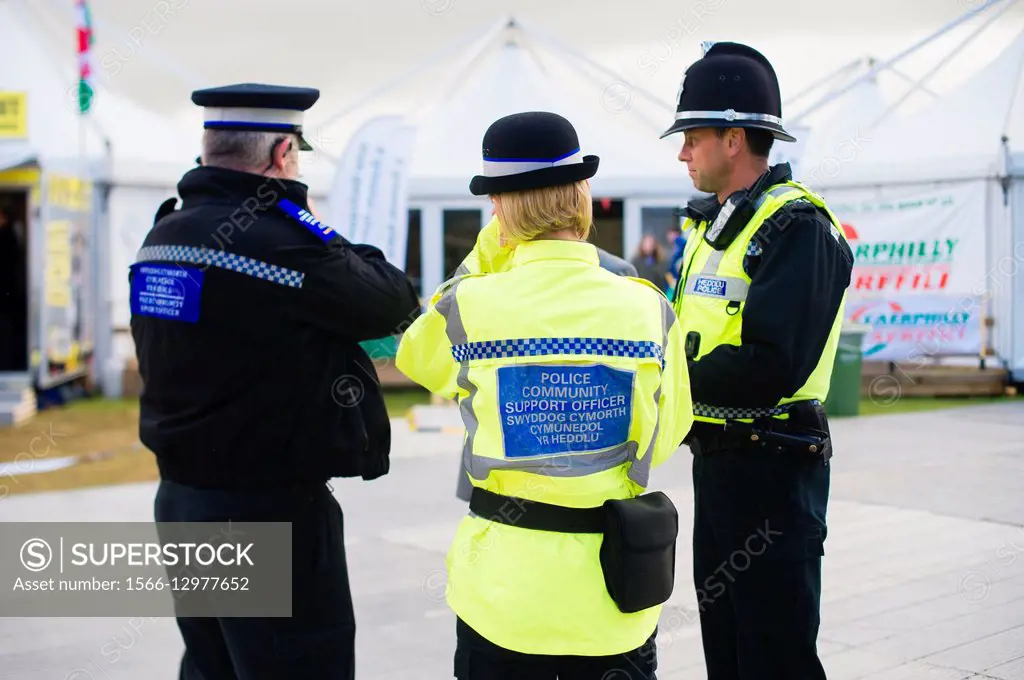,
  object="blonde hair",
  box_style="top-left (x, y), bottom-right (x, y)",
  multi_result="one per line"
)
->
top-left (493, 180), bottom-right (593, 245)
